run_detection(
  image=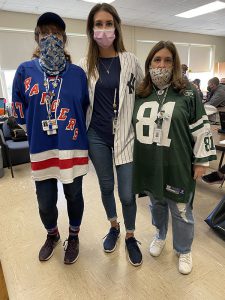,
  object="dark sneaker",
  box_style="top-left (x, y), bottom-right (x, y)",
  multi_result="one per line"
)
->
top-left (63, 236), bottom-right (79, 264)
top-left (103, 226), bottom-right (120, 253)
top-left (39, 234), bottom-right (60, 261)
top-left (202, 171), bottom-right (224, 185)
top-left (125, 237), bottom-right (142, 266)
